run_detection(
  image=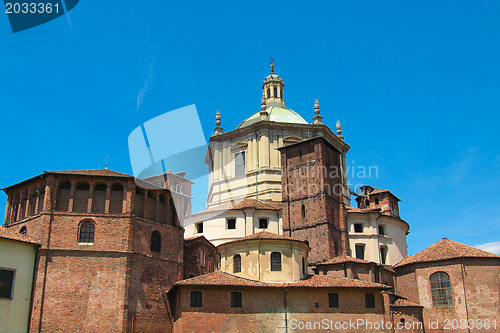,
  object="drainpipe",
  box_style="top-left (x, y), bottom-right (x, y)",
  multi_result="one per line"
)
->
top-left (284, 288), bottom-right (288, 333)
top-left (27, 243), bottom-right (40, 332)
